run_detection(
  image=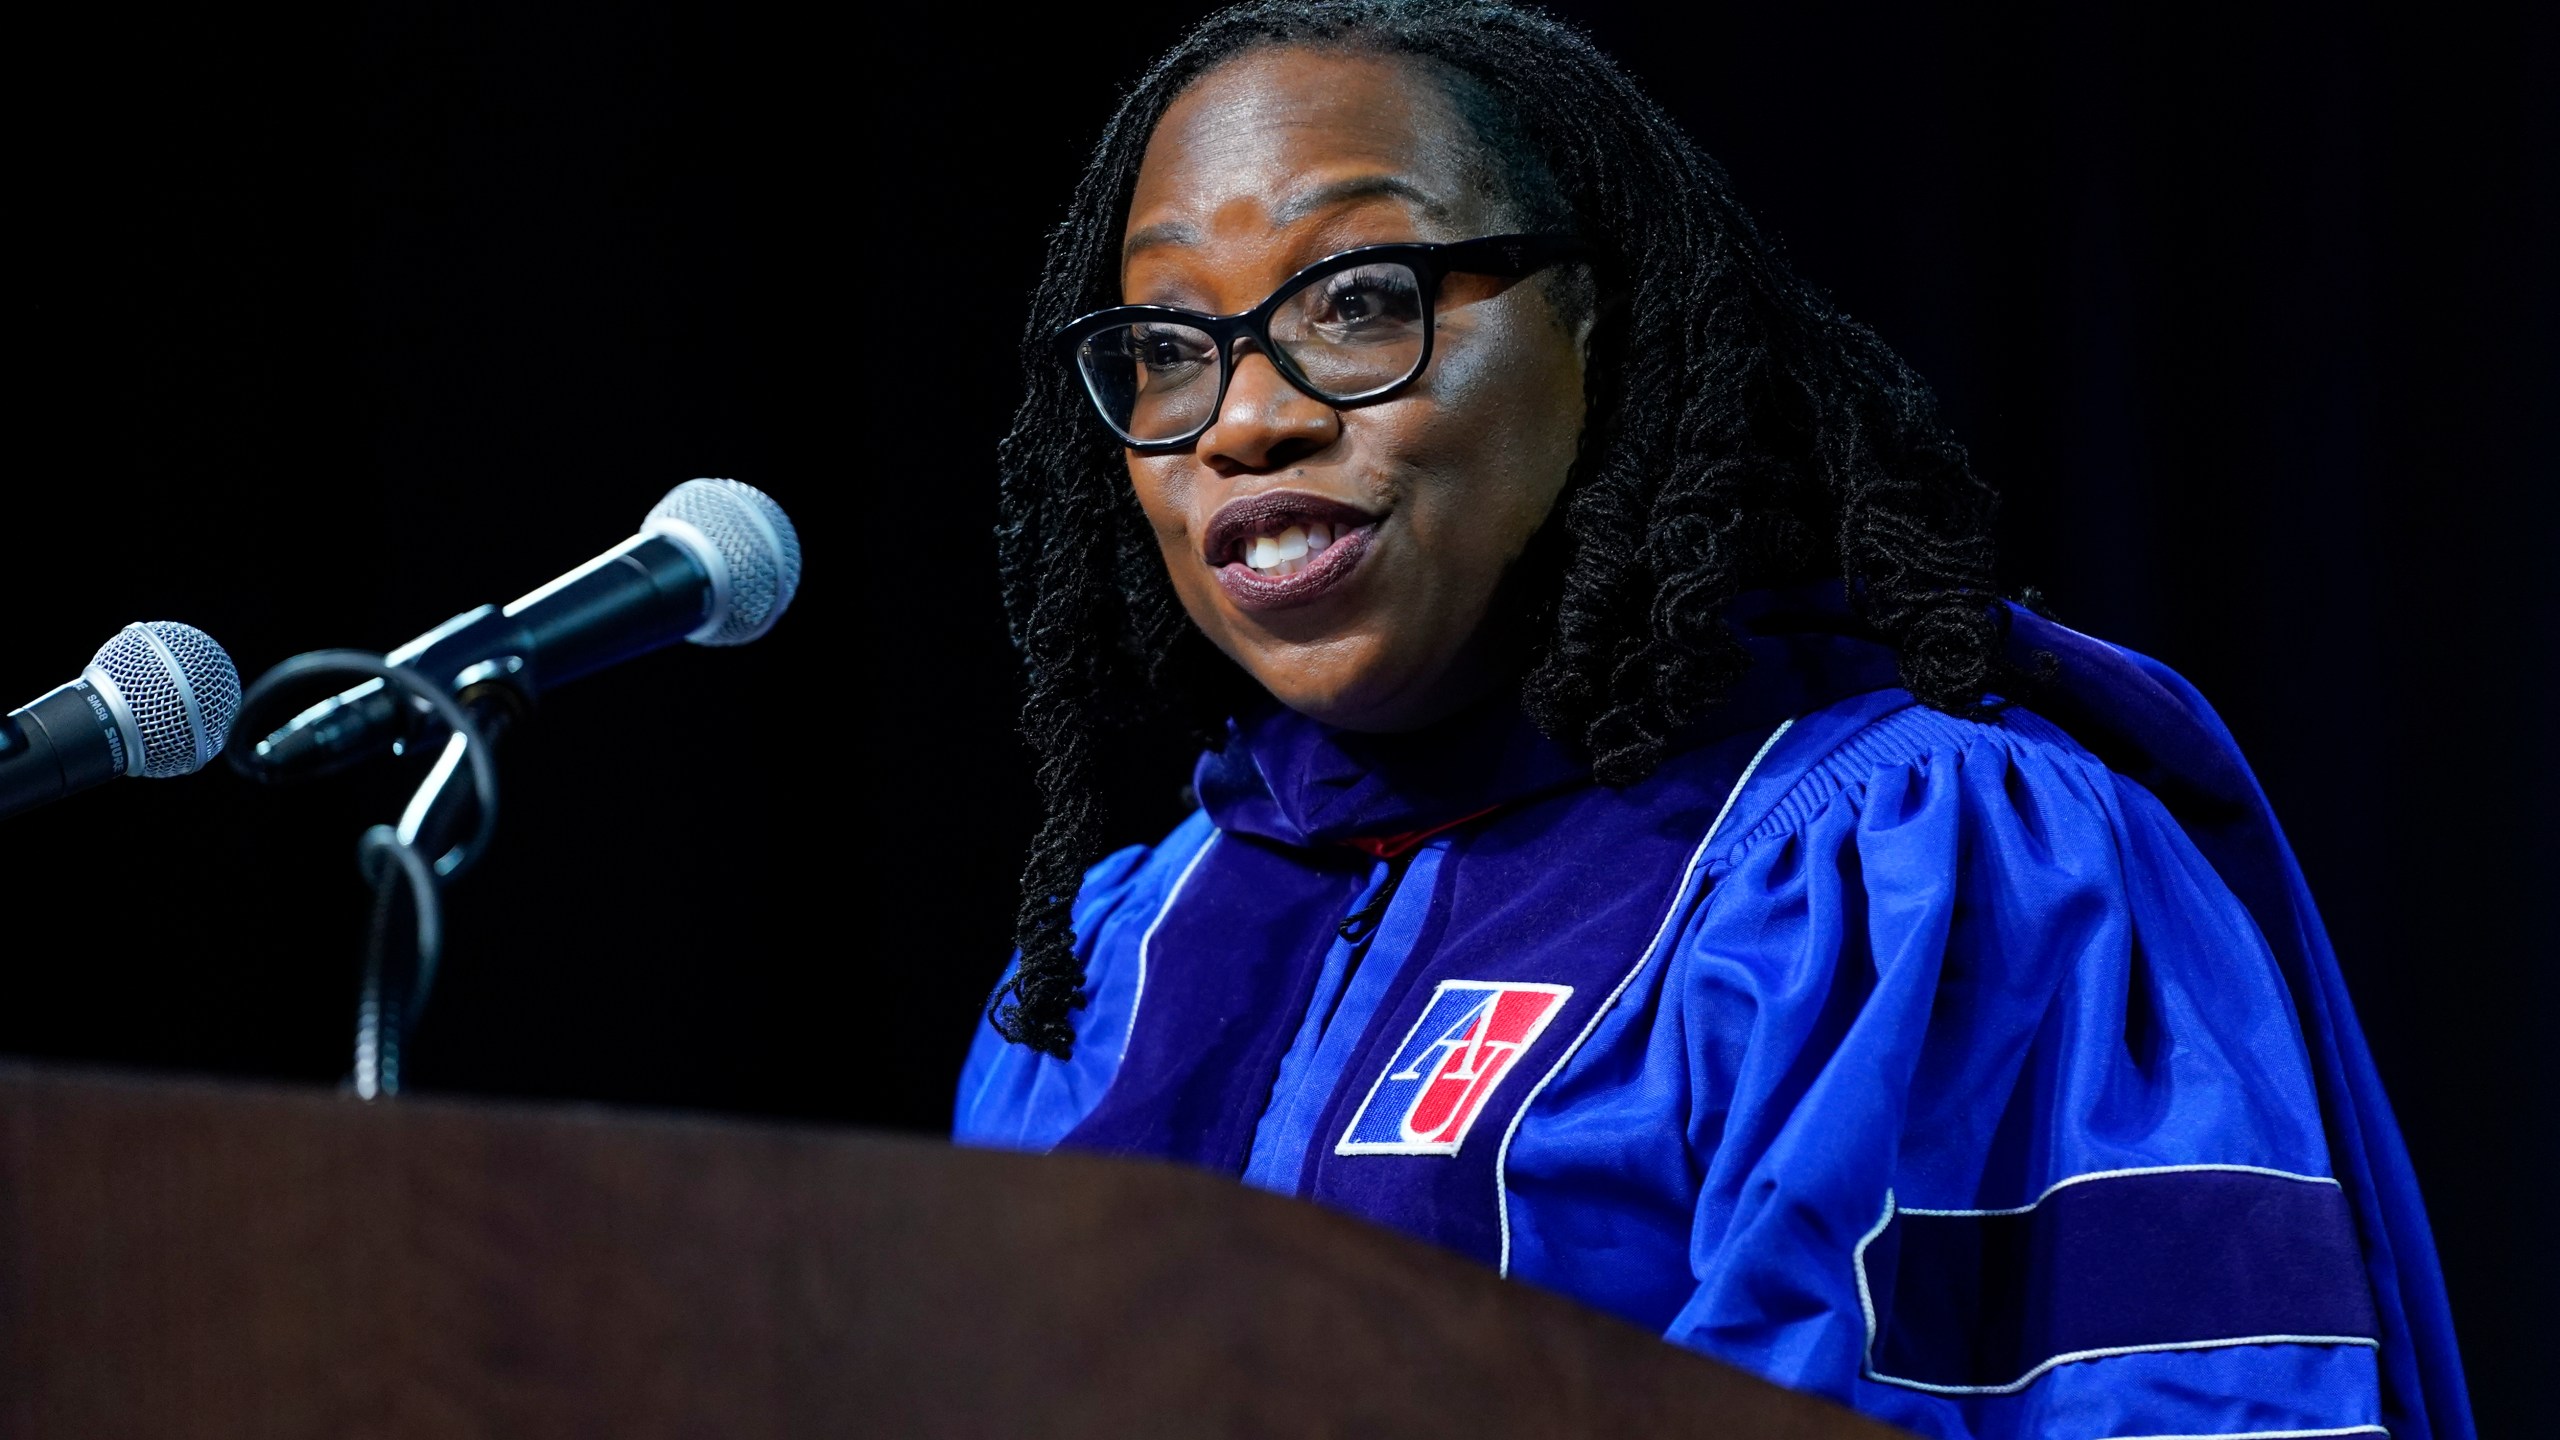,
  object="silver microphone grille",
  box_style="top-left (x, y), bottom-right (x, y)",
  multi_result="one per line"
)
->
top-left (641, 478), bottom-right (803, 647)
top-left (83, 621), bottom-right (241, 779)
